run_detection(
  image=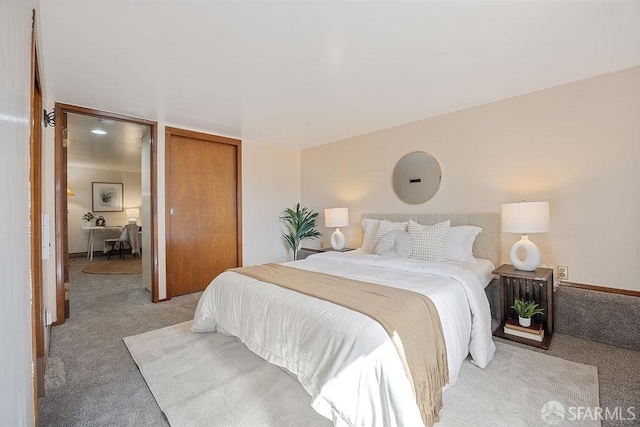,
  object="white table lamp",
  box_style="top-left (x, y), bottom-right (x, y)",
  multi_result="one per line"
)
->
top-left (501, 201), bottom-right (550, 271)
top-left (126, 208), bottom-right (140, 224)
top-left (324, 207), bottom-right (349, 250)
